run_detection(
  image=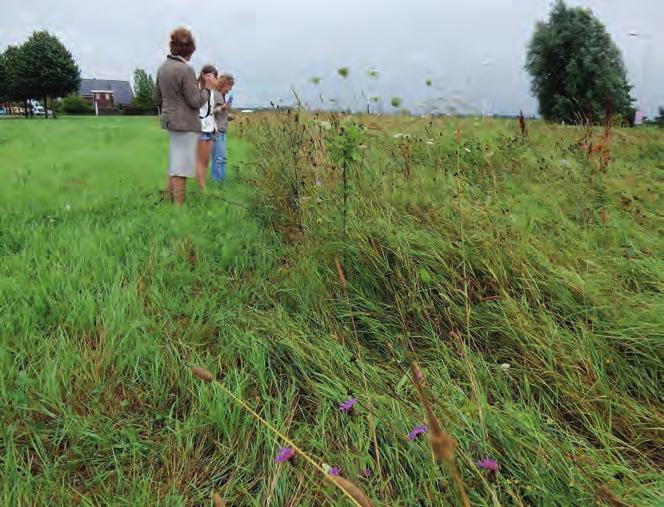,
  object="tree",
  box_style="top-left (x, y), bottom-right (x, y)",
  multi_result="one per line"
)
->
top-left (1, 45), bottom-right (30, 115)
top-left (132, 68), bottom-right (155, 107)
top-left (19, 31), bottom-right (81, 118)
top-left (2, 46), bottom-right (24, 100)
top-left (0, 52), bottom-right (7, 101)
top-left (125, 68), bottom-right (157, 115)
top-left (525, 0), bottom-right (633, 123)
